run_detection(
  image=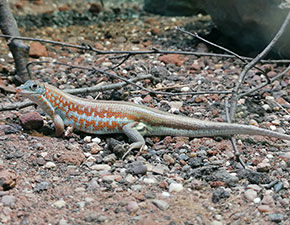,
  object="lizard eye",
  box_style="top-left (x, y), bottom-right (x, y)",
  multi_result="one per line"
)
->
top-left (31, 83), bottom-right (38, 90)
